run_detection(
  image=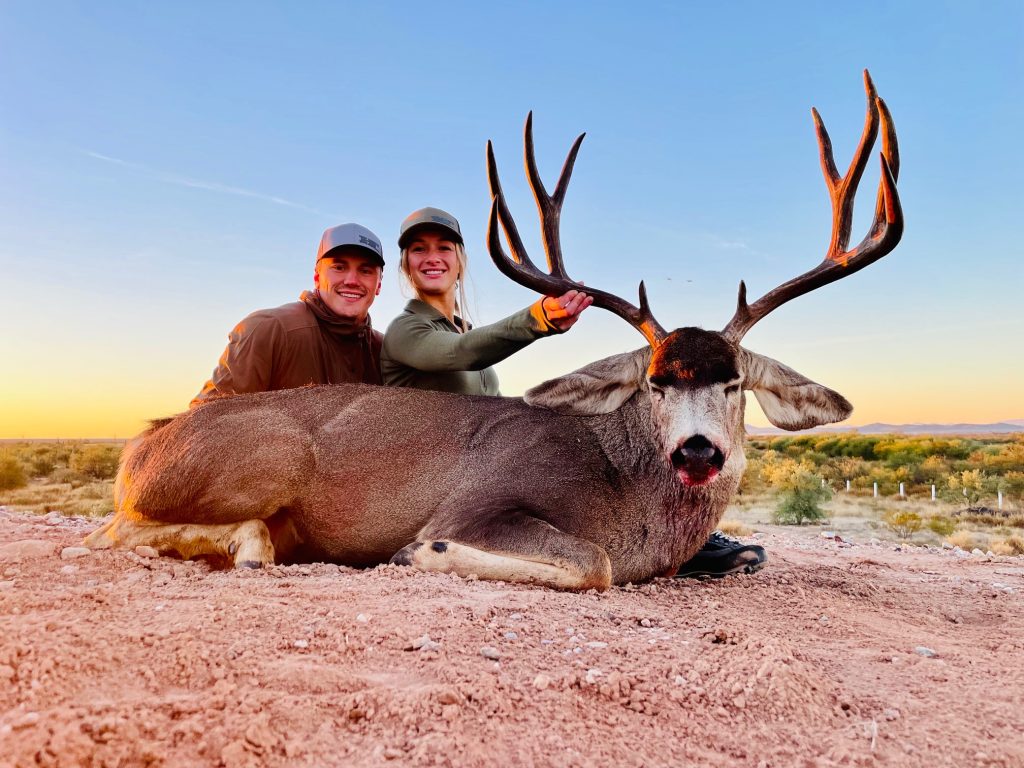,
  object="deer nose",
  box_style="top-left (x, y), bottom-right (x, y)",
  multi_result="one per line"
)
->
top-left (670, 435), bottom-right (726, 475)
